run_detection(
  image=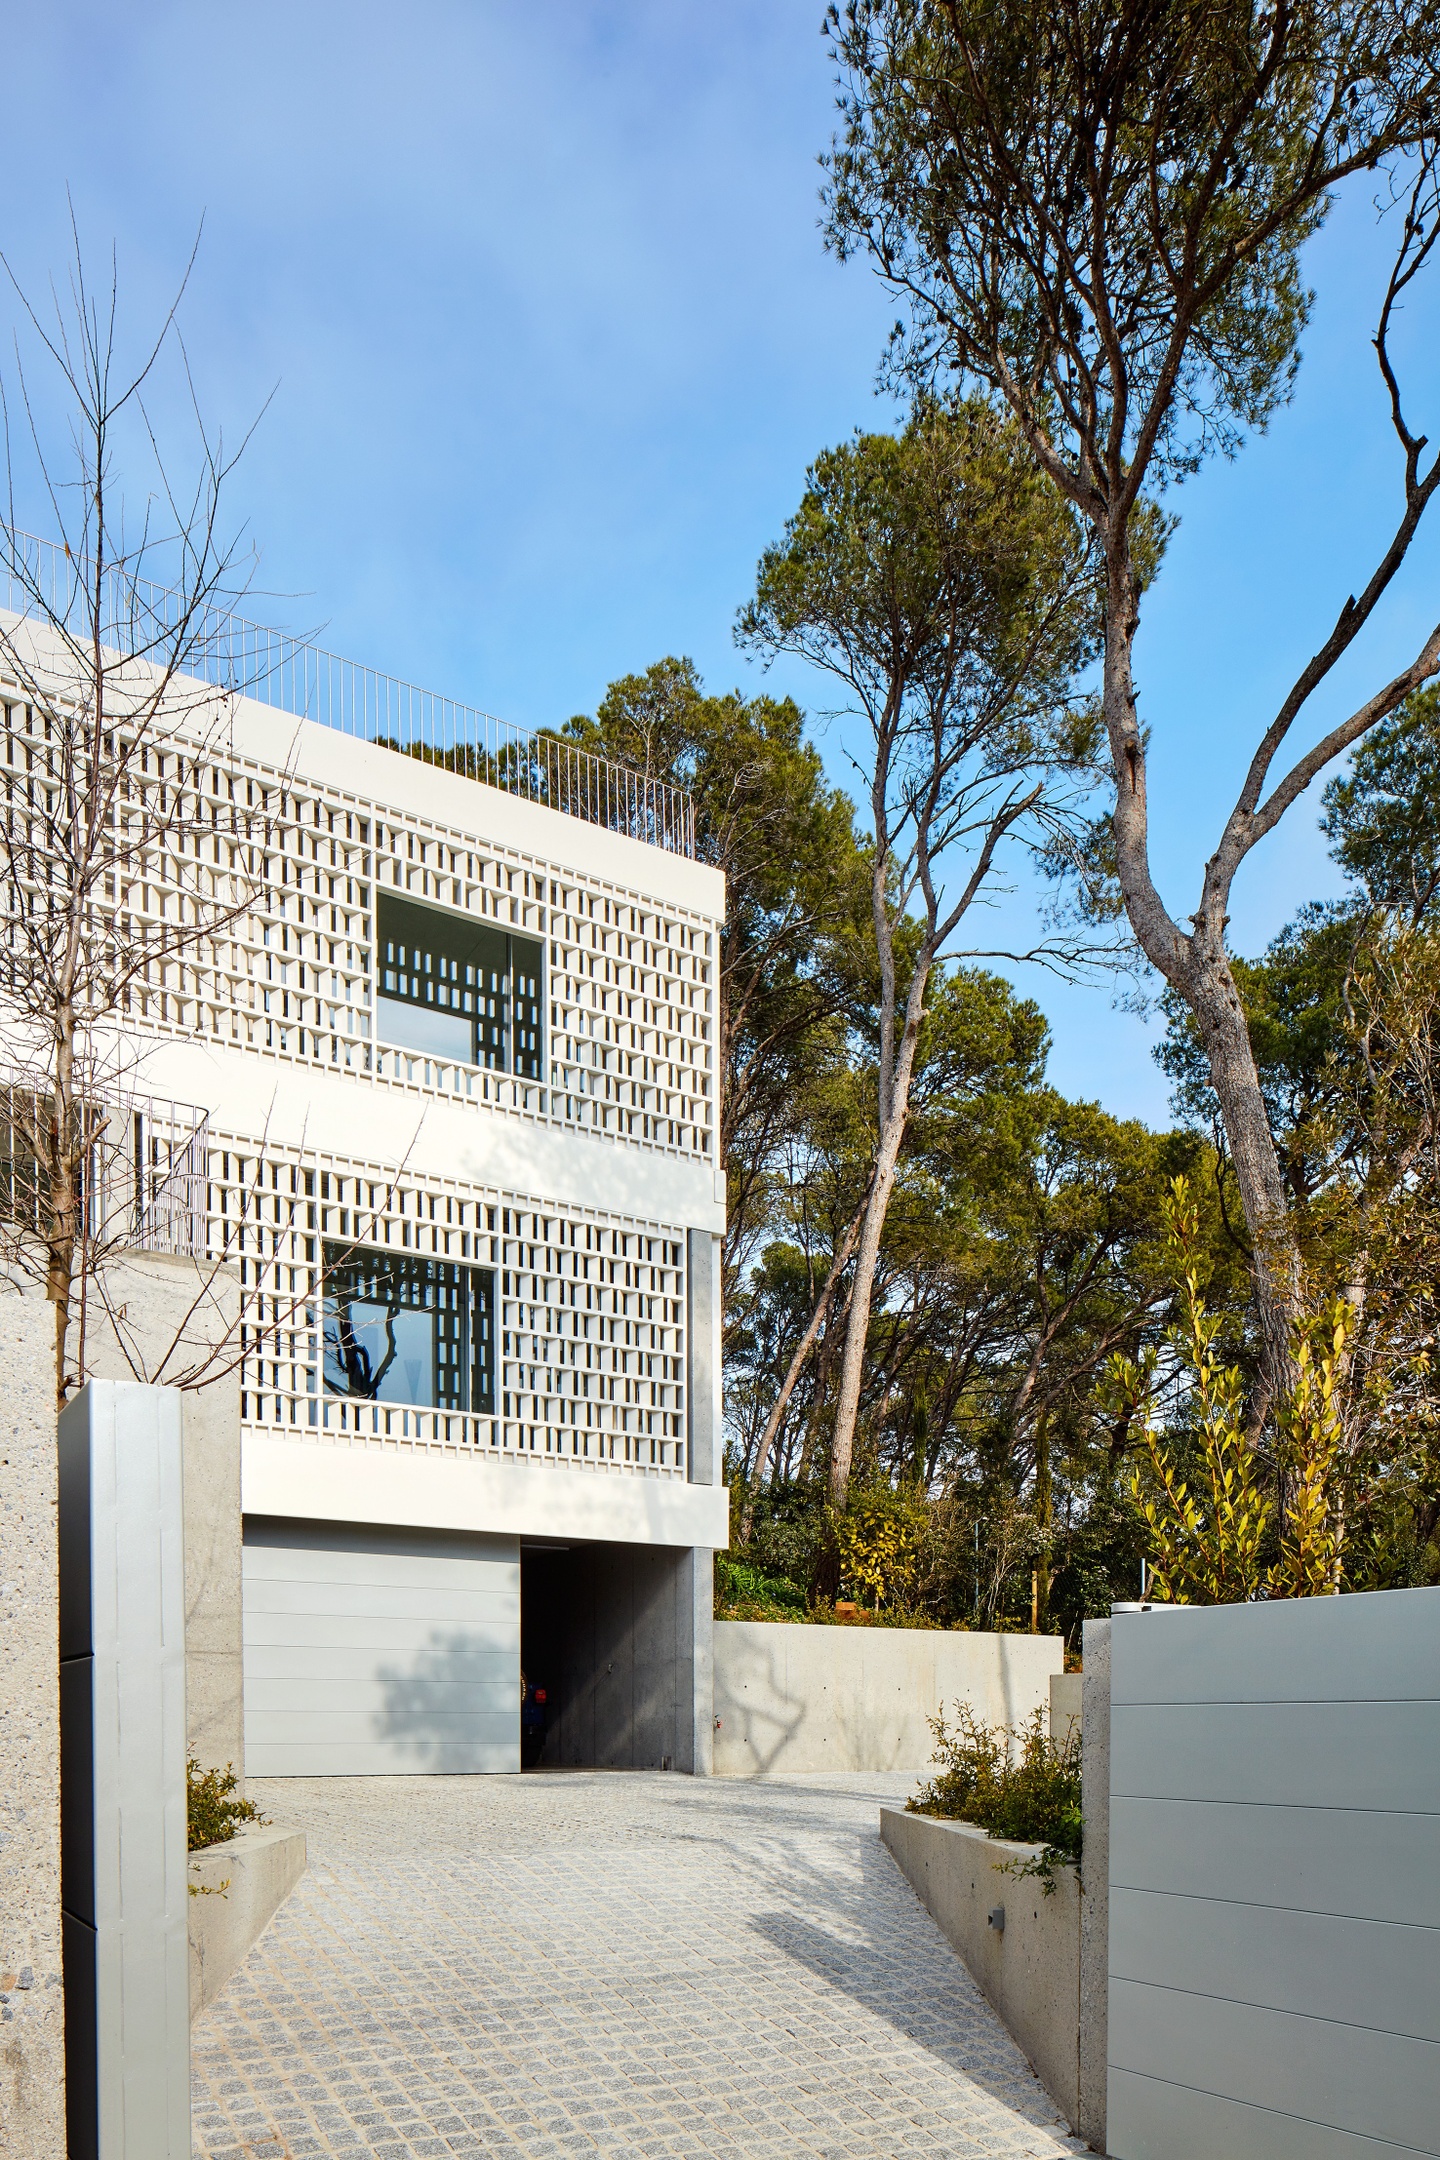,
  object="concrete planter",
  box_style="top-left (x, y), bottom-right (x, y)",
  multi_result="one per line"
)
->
top-left (188, 1821), bottom-right (306, 2021)
top-left (881, 1807), bottom-right (1088, 2137)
